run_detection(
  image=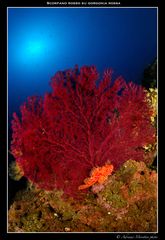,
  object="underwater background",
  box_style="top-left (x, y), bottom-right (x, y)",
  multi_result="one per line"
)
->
top-left (8, 7), bottom-right (157, 207)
